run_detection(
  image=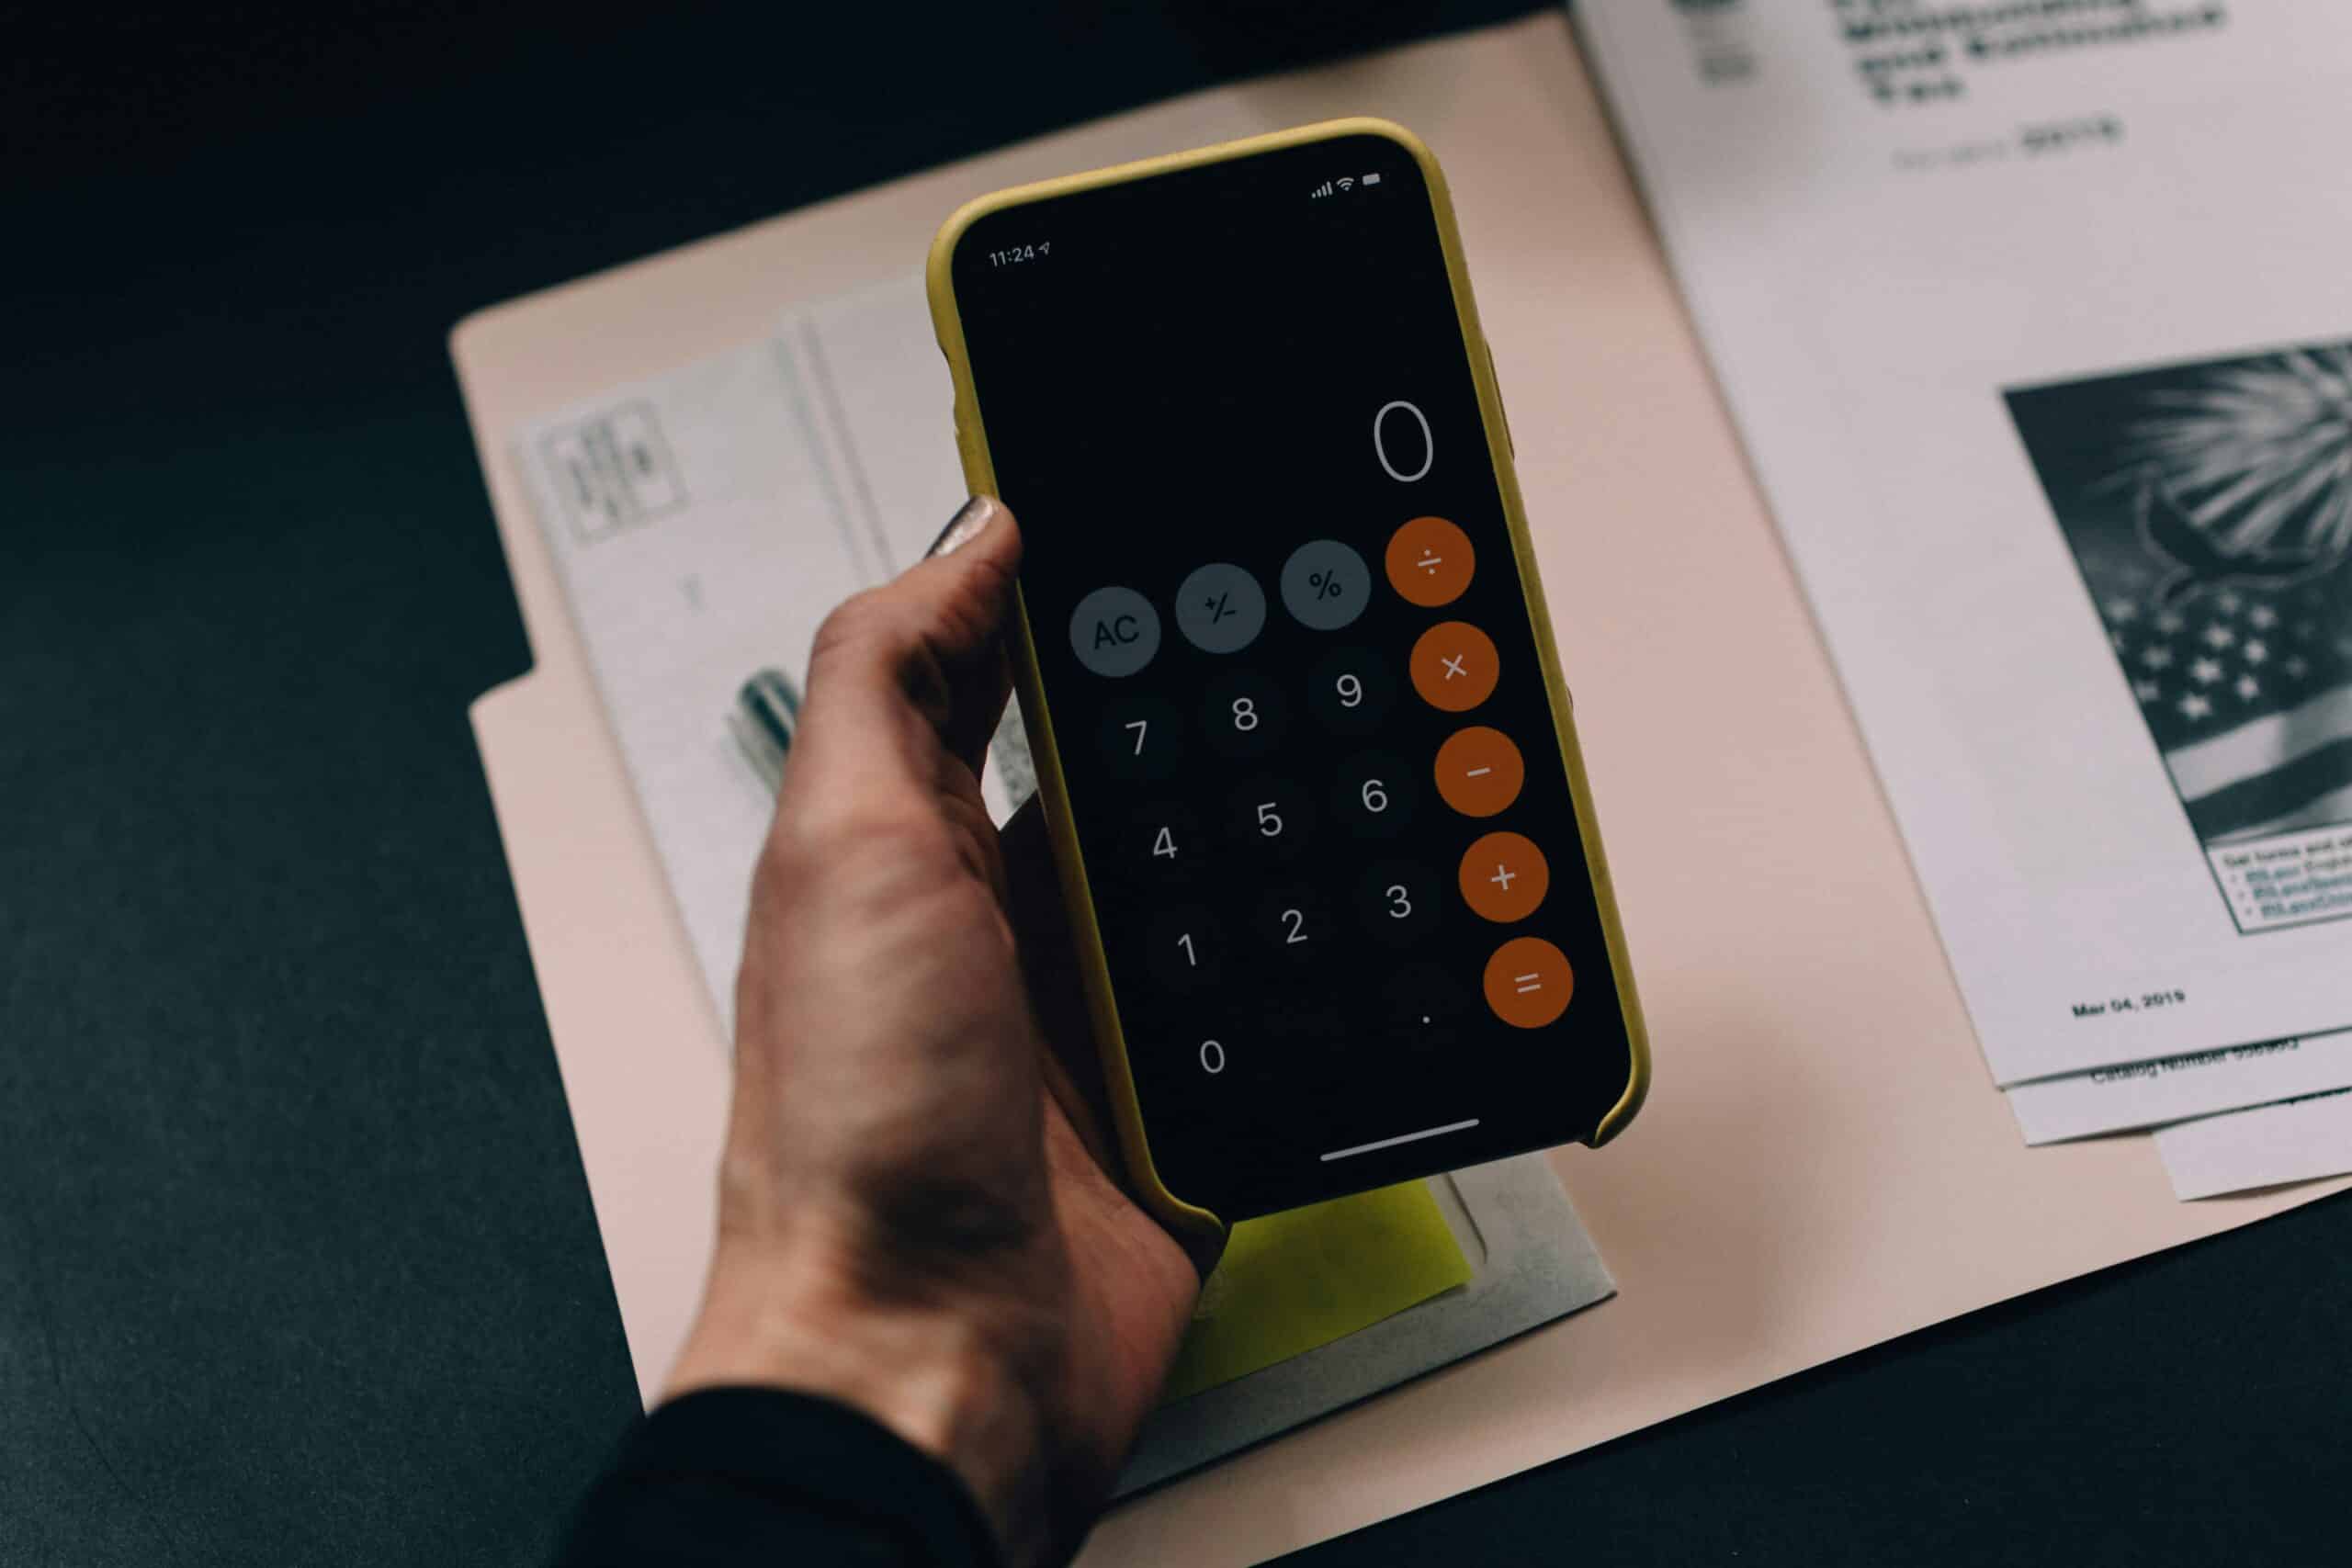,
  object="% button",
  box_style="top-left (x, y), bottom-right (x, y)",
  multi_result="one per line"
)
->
top-left (1281, 540), bottom-right (1371, 631)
